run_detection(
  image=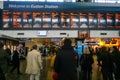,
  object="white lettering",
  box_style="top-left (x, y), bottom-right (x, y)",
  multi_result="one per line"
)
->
top-left (31, 4), bottom-right (44, 8)
top-left (9, 4), bottom-right (25, 8)
top-left (45, 5), bottom-right (58, 8)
